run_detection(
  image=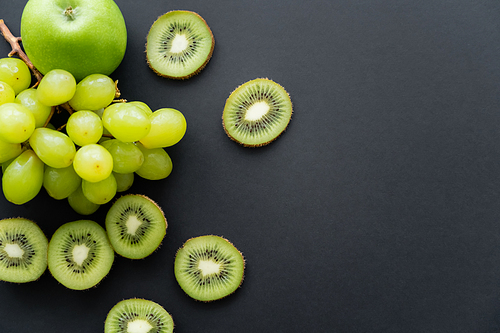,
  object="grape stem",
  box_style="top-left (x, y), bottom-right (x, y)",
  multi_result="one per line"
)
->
top-left (43, 107), bottom-right (56, 128)
top-left (59, 102), bottom-right (74, 115)
top-left (0, 19), bottom-right (43, 86)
